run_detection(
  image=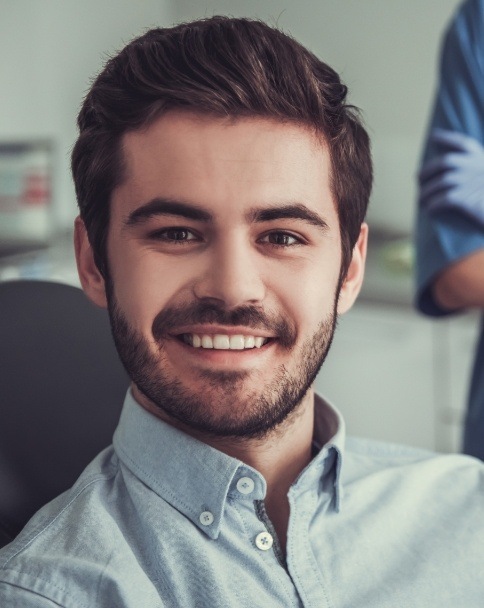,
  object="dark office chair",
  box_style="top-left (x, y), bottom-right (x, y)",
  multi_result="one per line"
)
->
top-left (0, 280), bottom-right (129, 549)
